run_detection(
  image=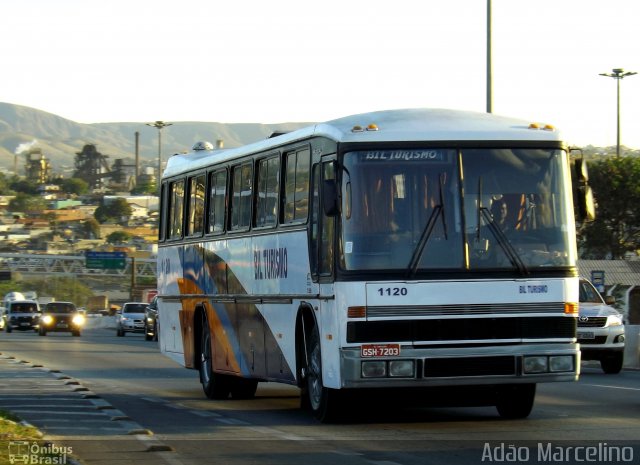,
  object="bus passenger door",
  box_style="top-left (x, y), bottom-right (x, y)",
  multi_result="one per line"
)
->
top-left (310, 159), bottom-right (336, 283)
top-left (314, 159), bottom-right (340, 387)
